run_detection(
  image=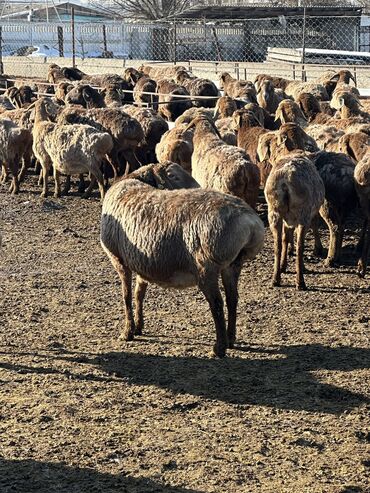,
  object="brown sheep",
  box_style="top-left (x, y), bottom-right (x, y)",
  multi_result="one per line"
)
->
top-left (155, 124), bottom-right (194, 173)
top-left (213, 96), bottom-right (237, 119)
top-left (122, 105), bottom-right (169, 165)
top-left (175, 70), bottom-right (220, 108)
top-left (186, 116), bottom-right (260, 209)
top-left (101, 171), bottom-right (264, 357)
top-left (275, 99), bottom-right (308, 128)
top-left (58, 106), bottom-right (144, 176)
top-left (138, 64), bottom-right (188, 80)
top-left (219, 72), bottom-right (257, 102)
top-left (128, 160), bottom-right (199, 190)
top-left (156, 79), bottom-right (192, 122)
top-left (232, 109), bottom-right (268, 165)
top-left (256, 79), bottom-right (286, 115)
top-left (65, 84), bottom-right (106, 109)
top-left (265, 154), bottom-right (325, 290)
